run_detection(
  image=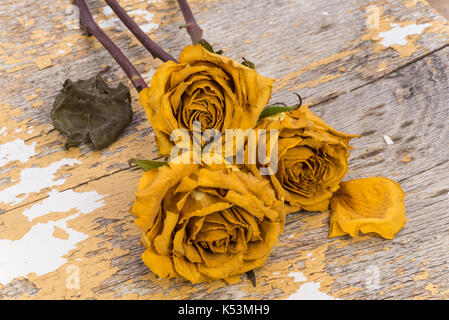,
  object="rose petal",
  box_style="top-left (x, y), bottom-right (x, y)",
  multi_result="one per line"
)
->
top-left (245, 220), bottom-right (281, 260)
top-left (329, 177), bottom-right (406, 239)
top-left (173, 223), bottom-right (187, 256)
top-left (153, 210), bottom-right (179, 255)
top-left (196, 244), bottom-right (232, 268)
top-left (179, 44), bottom-right (274, 130)
top-left (183, 242), bottom-right (203, 263)
top-left (197, 253), bottom-right (243, 279)
top-left (173, 255), bottom-right (210, 284)
top-left (180, 195), bottom-right (233, 223)
top-left (140, 44), bottom-right (273, 156)
top-left (132, 164), bottom-right (198, 233)
top-left (142, 246), bottom-right (178, 279)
